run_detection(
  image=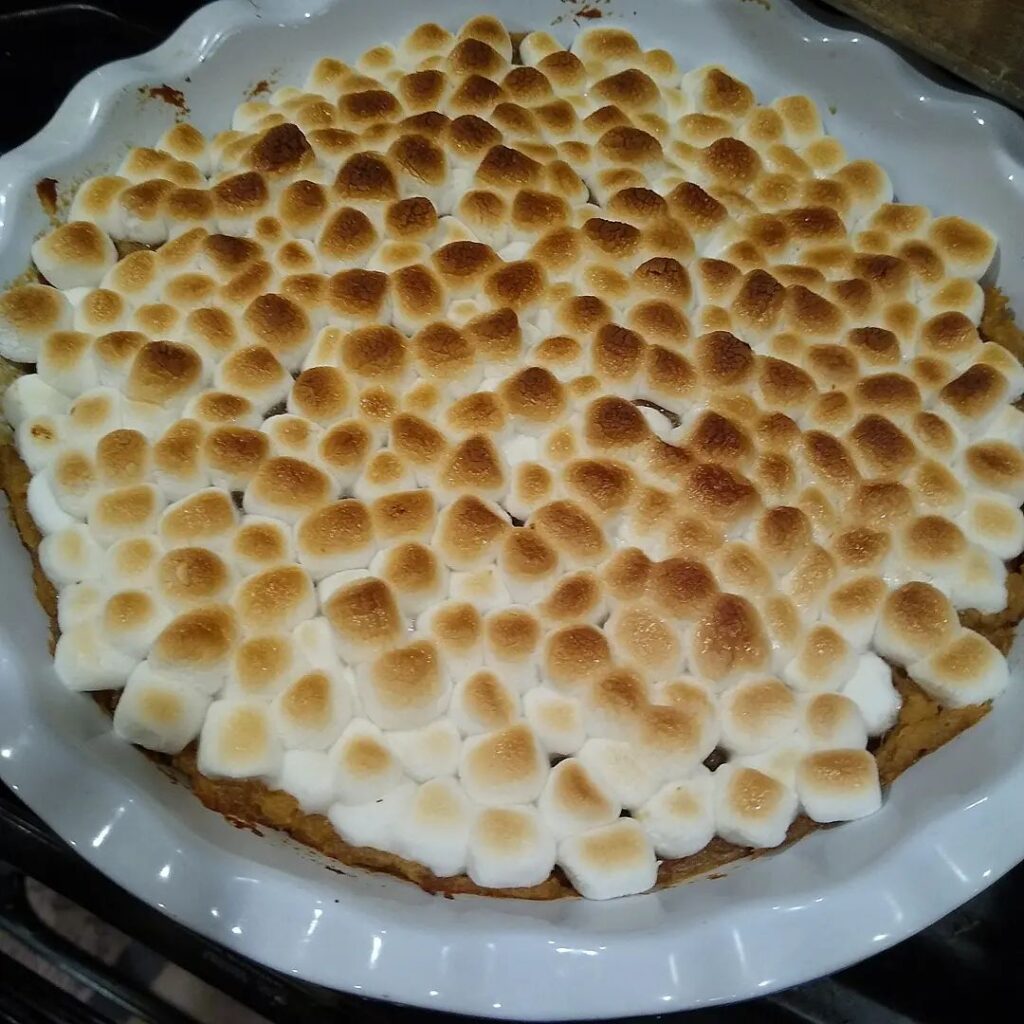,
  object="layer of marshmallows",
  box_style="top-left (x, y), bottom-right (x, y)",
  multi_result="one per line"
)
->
top-left (0, 16), bottom-right (1019, 900)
